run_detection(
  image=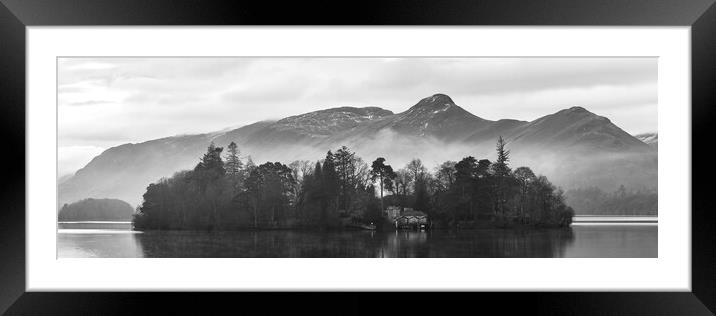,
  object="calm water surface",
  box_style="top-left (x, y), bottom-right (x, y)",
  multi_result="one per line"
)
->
top-left (57, 220), bottom-right (657, 258)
